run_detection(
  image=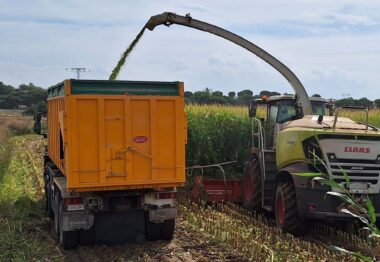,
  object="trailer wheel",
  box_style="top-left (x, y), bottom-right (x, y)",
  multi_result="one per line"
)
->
top-left (242, 158), bottom-right (261, 211)
top-left (145, 220), bottom-right (161, 241)
top-left (79, 227), bottom-right (95, 245)
top-left (59, 201), bottom-right (78, 249)
top-left (44, 168), bottom-right (54, 218)
top-left (161, 219), bottom-right (175, 240)
top-left (45, 186), bottom-right (54, 218)
top-left (54, 190), bottom-right (61, 236)
top-left (275, 181), bottom-right (304, 236)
